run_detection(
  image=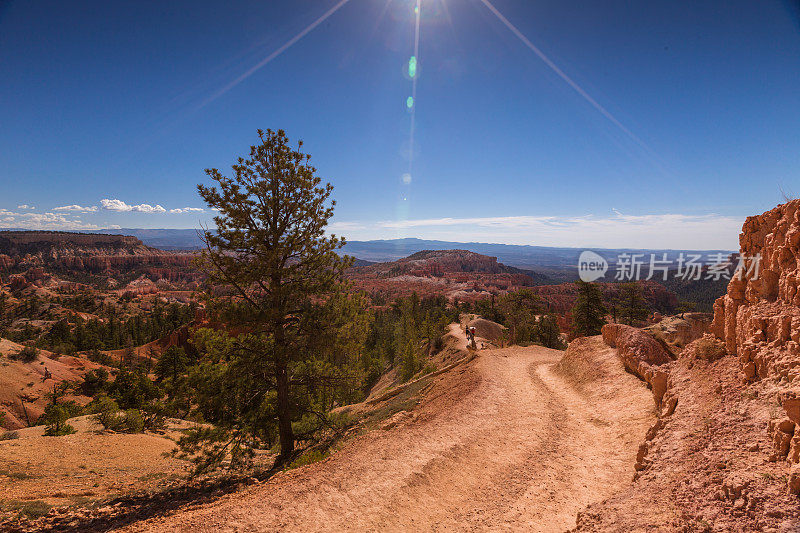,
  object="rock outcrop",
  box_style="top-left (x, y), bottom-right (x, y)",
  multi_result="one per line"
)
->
top-left (601, 323), bottom-right (673, 408)
top-left (578, 202), bottom-right (800, 528)
top-left (711, 199), bottom-right (800, 489)
top-left (645, 312), bottom-right (713, 351)
top-left (711, 201), bottom-right (800, 383)
top-left (347, 249), bottom-right (547, 302)
top-left (0, 231), bottom-right (200, 286)
top-left (466, 317), bottom-right (505, 345)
